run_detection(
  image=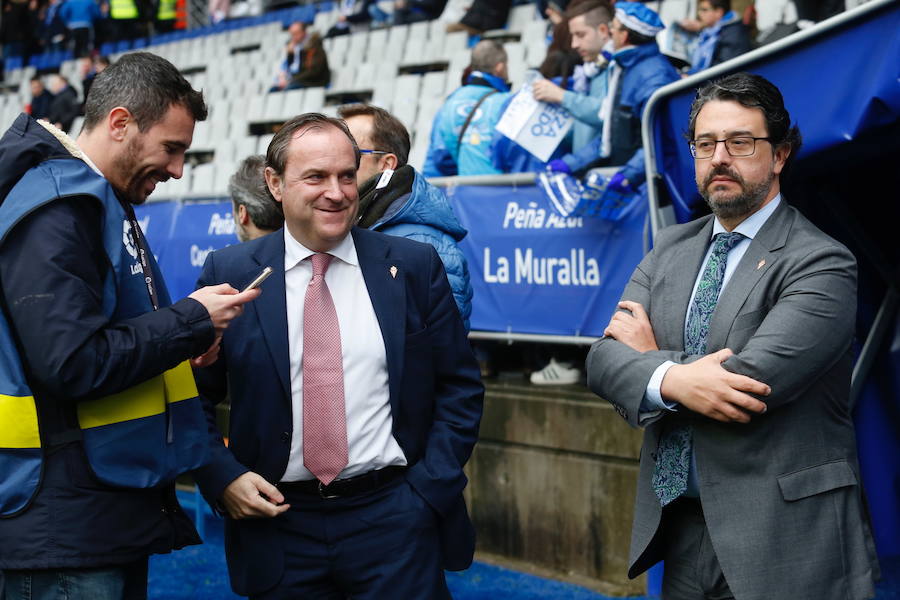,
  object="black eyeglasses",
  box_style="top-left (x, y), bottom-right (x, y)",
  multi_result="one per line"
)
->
top-left (359, 149), bottom-right (388, 156)
top-left (689, 136), bottom-right (771, 159)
